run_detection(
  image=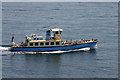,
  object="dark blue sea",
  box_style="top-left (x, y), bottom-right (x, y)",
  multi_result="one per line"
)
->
top-left (2, 2), bottom-right (118, 78)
